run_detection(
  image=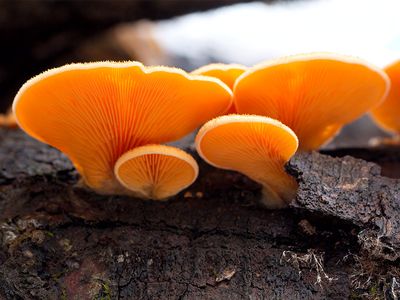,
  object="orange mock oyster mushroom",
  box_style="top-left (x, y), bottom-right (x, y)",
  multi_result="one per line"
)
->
top-left (13, 61), bottom-right (232, 196)
top-left (192, 63), bottom-right (247, 114)
top-left (195, 114), bottom-right (298, 209)
top-left (370, 60), bottom-right (400, 137)
top-left (233, 53), bottom-right (390, 150)
top-left (114, 144), bottom-right (198, 200)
